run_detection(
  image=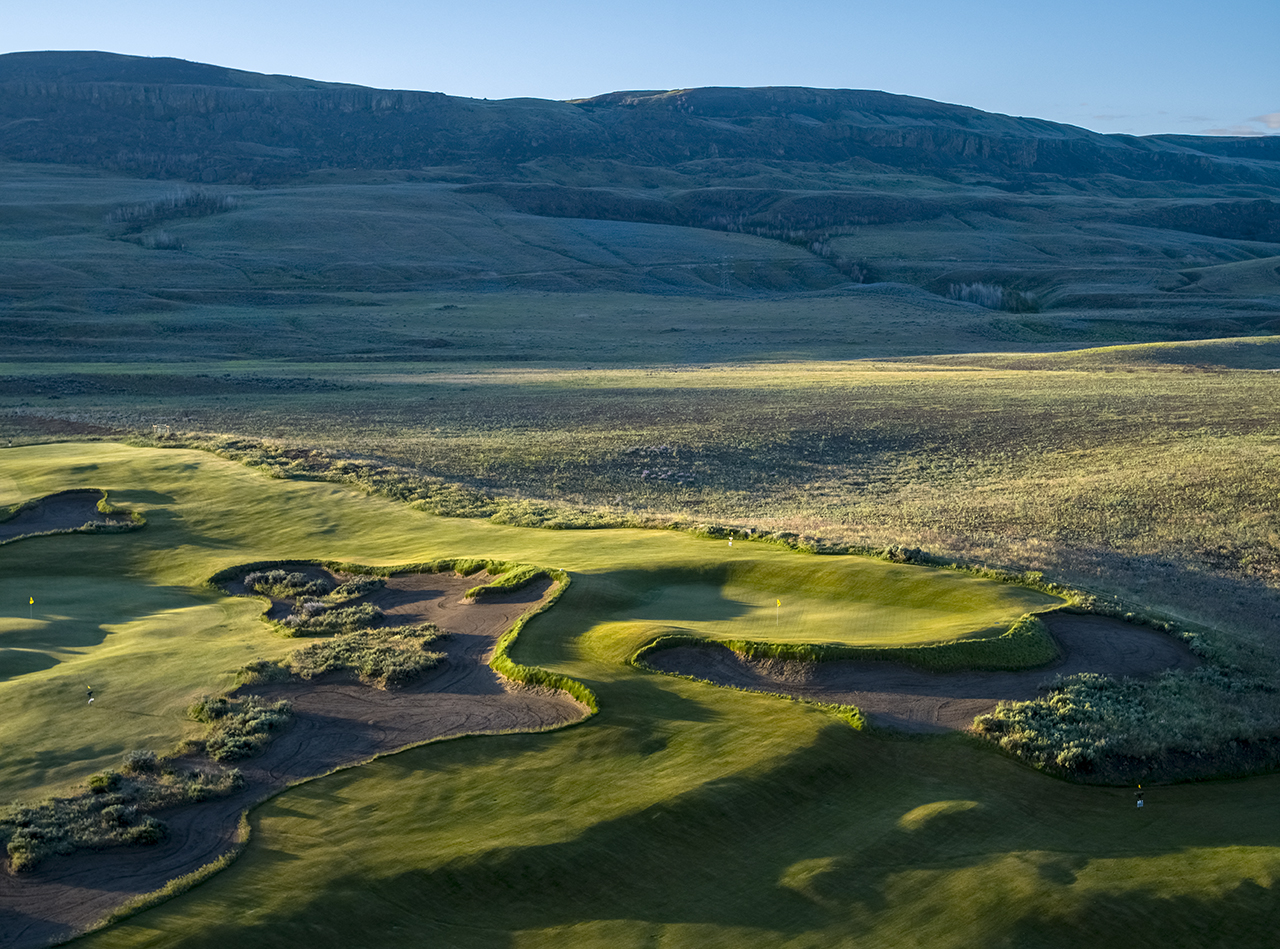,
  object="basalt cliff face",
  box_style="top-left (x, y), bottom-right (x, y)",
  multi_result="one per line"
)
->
top-left (2, 50), bottom-right (1277, 188)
